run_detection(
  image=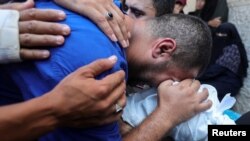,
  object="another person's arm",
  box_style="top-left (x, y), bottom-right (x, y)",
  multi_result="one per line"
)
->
top-left (122, 79), bottom-right (212, 141)
top-left (208, 17), bottom-right (221, 28)
top-left (54, 0), bottom-right (130, 48)
top-left (0, 56), bottom-right (126, 141)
